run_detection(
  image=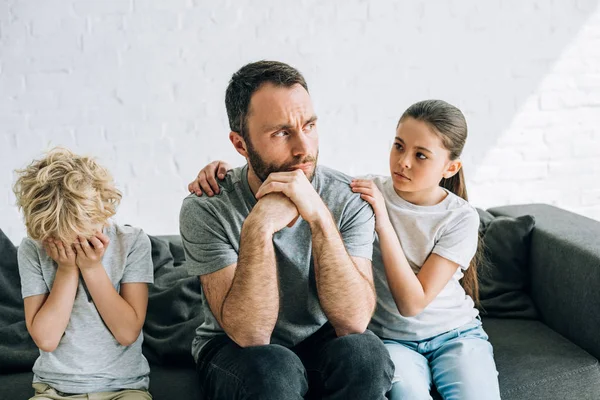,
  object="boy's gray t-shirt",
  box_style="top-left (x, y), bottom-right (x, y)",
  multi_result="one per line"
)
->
top-left (368, 175), bottom-right (480, 341)
top-left (18, 224), bottom-right (154, 394)
top-left (180, 164), bottom-right (375, 361)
